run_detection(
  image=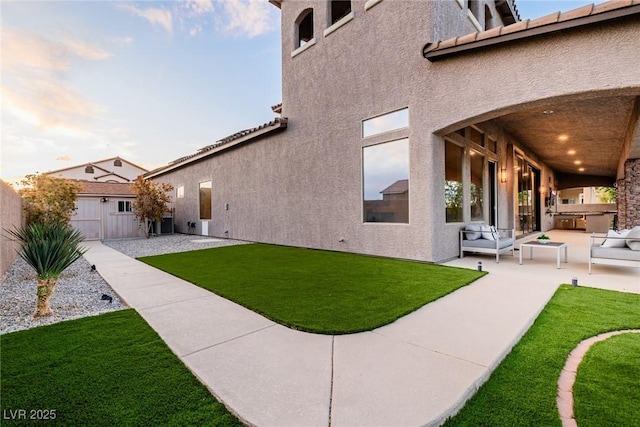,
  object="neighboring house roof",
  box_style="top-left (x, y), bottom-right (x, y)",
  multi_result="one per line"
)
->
top-left (146, 117), bottom-right (288, 178)
top-left (77, 181), bottom-right (135, 197)
top-left (46, 156), bottom-right (148, 175)
top-left (381, 179), bottom-right (409, 195)
top-left (271, 103), bottom-right (283, 114)
top-left (93, 171), bottom-right (133, 182)
top-left (424, 0), bottom-right (640, 61)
